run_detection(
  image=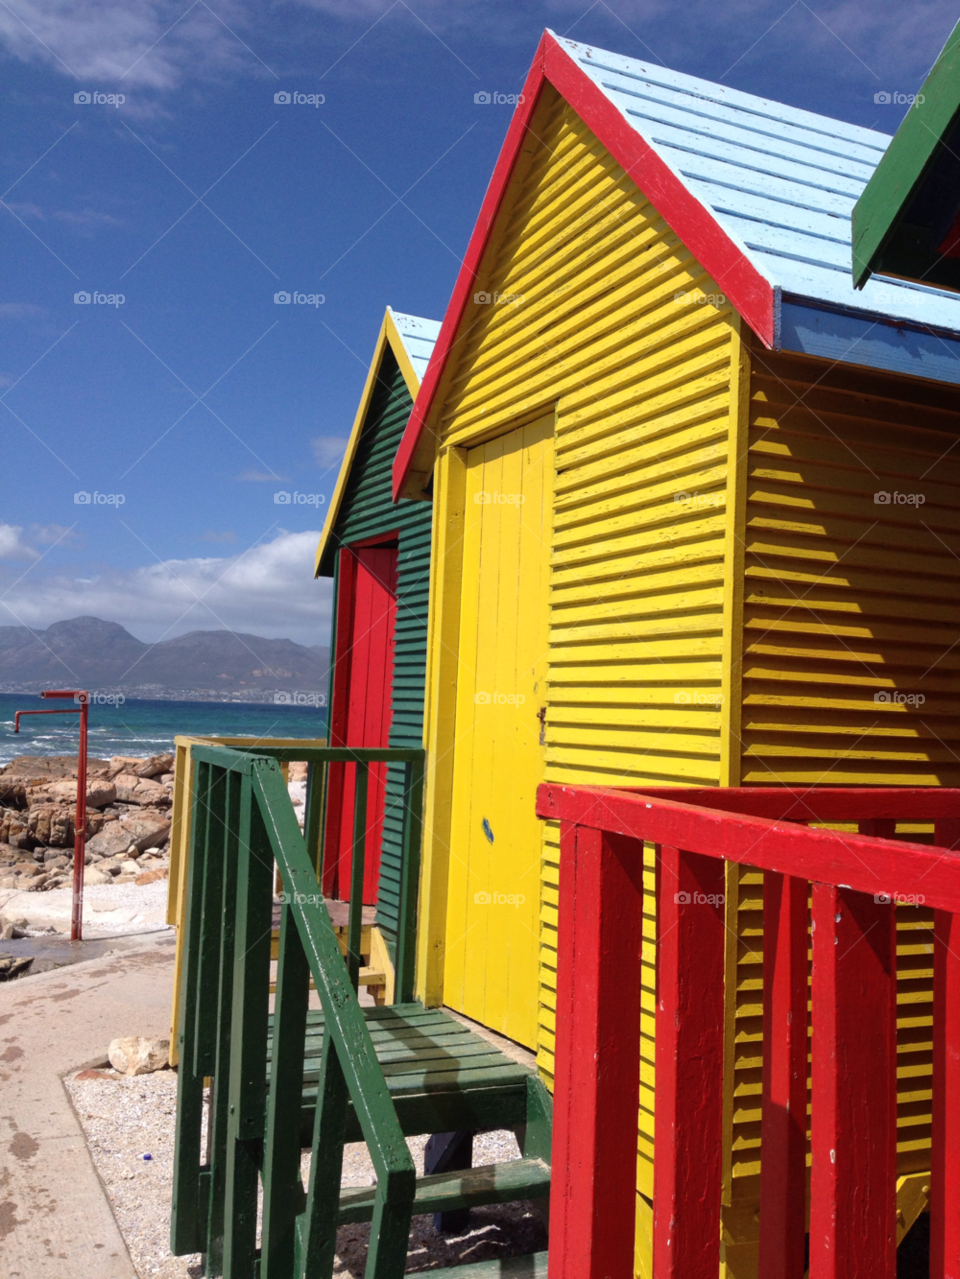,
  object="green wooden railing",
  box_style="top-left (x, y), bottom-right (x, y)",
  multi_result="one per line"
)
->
top-left (170, 744), bottom-right (425, 1278)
